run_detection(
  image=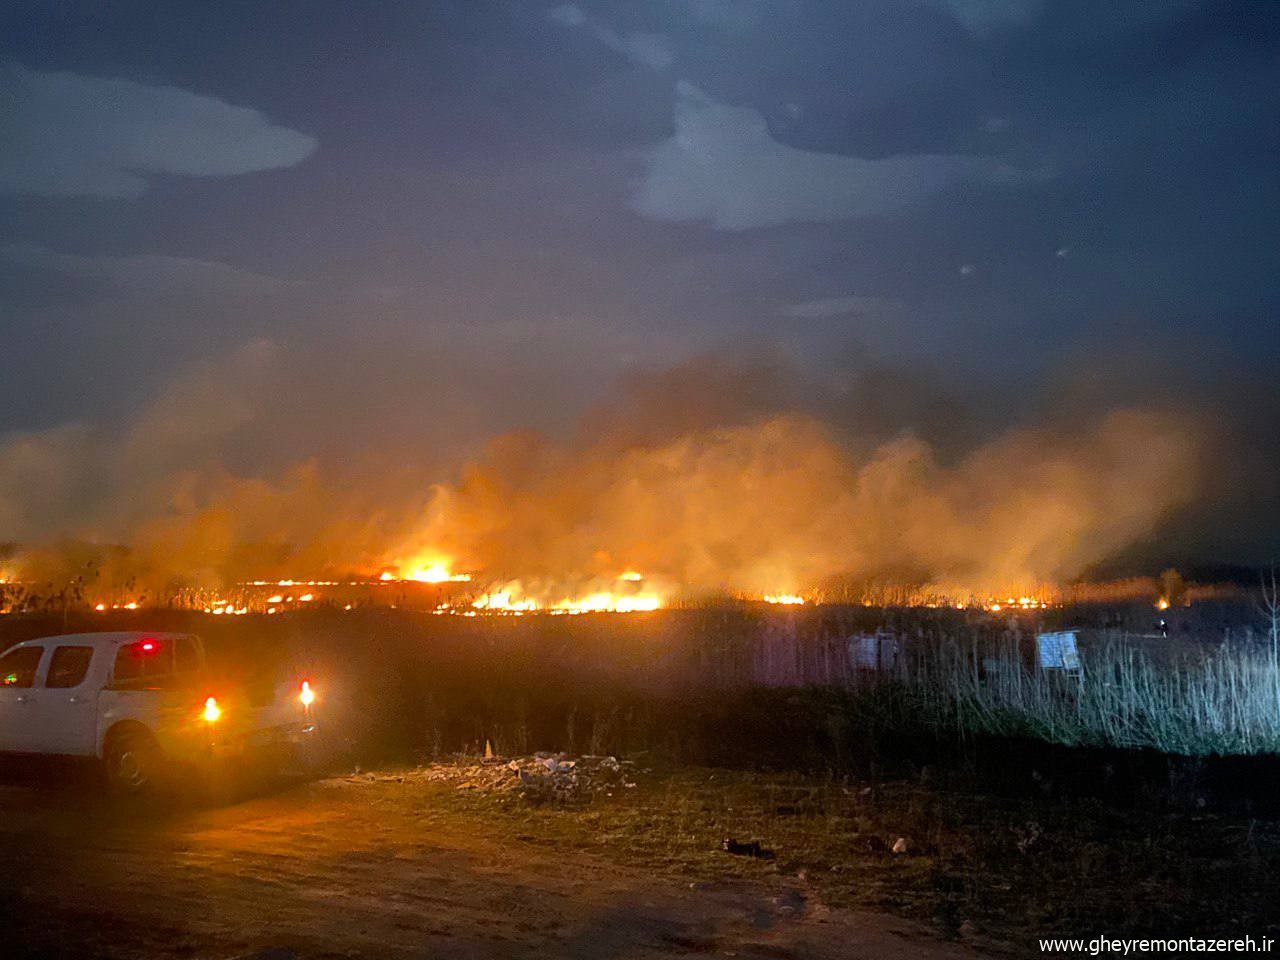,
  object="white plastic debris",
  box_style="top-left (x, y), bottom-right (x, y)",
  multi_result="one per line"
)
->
top-left (364, 752), bottom-right (635, 805)
top-left (1035, 630), bottom-right (1081, 671)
